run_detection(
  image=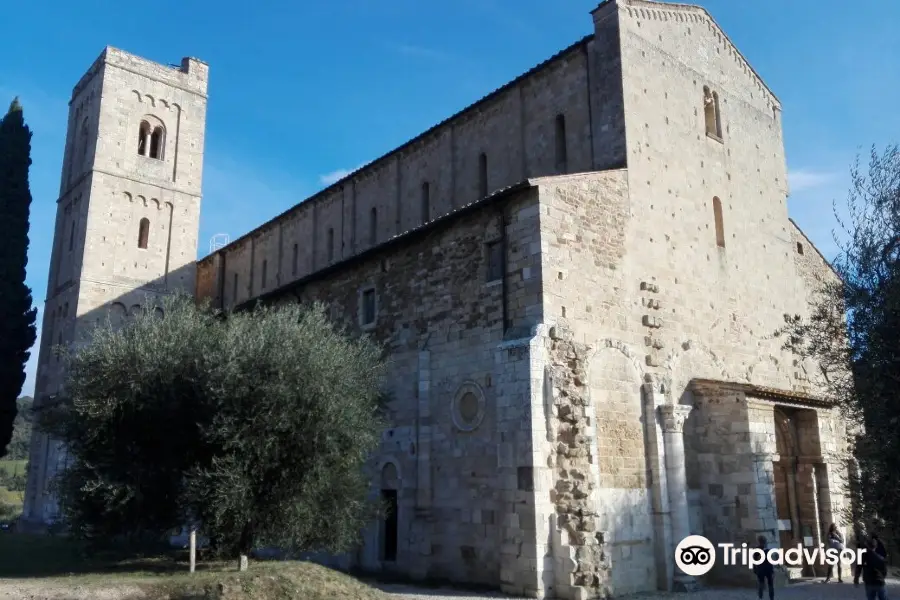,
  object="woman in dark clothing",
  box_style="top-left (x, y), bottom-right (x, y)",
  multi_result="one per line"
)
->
top-left (824, 523), bottom-right (845, 583)
top-left (753, 535), bottom-right (775, 600)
